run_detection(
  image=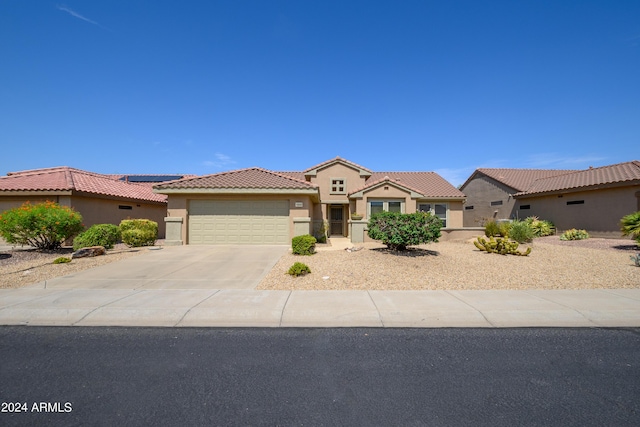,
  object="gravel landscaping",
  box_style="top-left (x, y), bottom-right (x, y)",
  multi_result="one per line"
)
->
top-left (0, 244), bottom-right (149, 289)
top-left (258, 237), bottom-right (640, 291)
top-left (2, 237), bottom-right (638, 290)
